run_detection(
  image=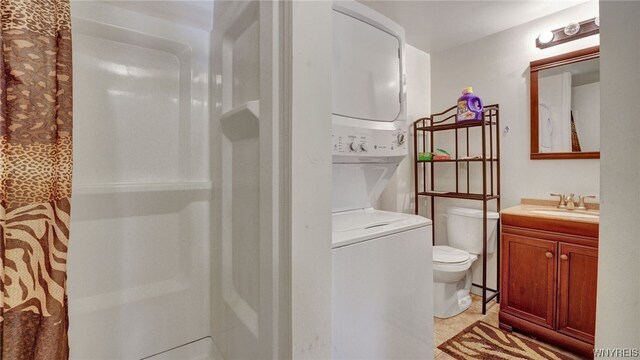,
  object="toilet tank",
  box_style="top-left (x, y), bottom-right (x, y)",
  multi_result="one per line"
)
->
top-left (446, 207), bottom-right (499, 255)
